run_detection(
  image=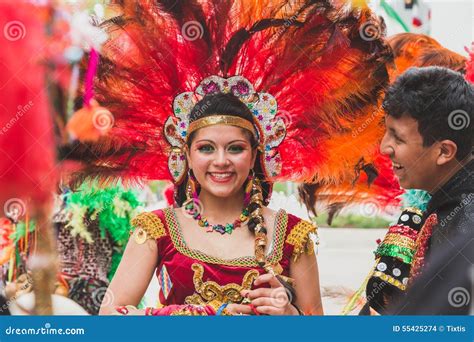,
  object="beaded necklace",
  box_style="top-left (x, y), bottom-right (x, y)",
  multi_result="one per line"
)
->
top-left (184, 199), bottom-right (249, 235)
